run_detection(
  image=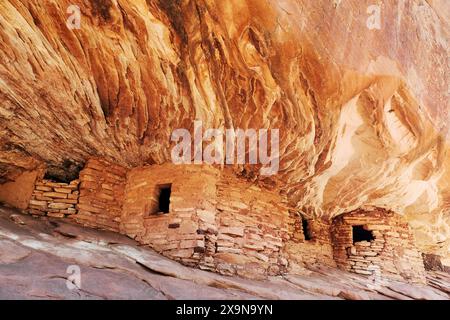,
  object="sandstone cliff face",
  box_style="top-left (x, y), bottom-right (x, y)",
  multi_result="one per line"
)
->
top-left (0, 1), bottom-right (448, 261)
